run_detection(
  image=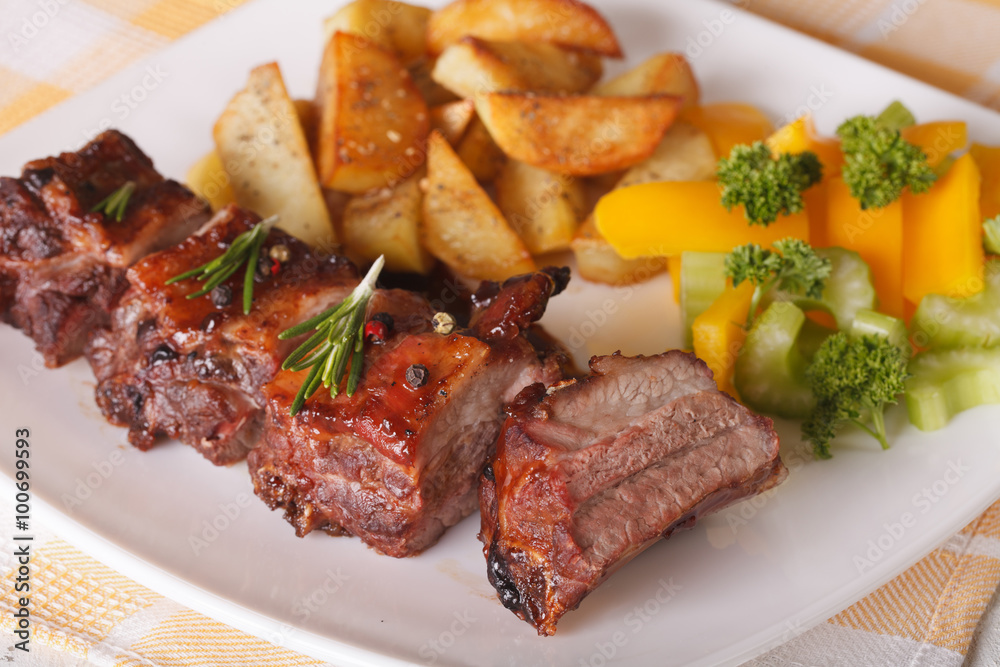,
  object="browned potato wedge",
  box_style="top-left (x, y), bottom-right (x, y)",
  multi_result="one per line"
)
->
top-left (571, 216), bottom-right (666, 285)
top-left (571, 122), bottom-right (715, 285)
top-left (455, 116), bottom-right (506, 182)
top-left (292, 98), bottom-right (319, 157)
top-left (476, 92), bottom-right (681, 176)
top-left (409, 58), bottom-right (460, 107)
top-left (431, 37), bottom-right (602, 98)
top-left (429, 99), bottom-right (475, 145)
top-left (323, 0), bottom-right (431, 66)
top-left (427, 0), bottom-right (622, 58)
top-left (342, 170), bottom-right (435, 275)
top-left (186, 151), bottom-right (235, 212)
top-left (616, 121), bottom-right (716, 187)
top-left (422, 131), bottom-right (534, 280)
top-left (214, 63), bottom-right (335, 248)
top-left (315, 32), bottom-right (429, 193)
top-left (592, 53), bottom-right (700, 109)
top-left (495, 160), bottom-right (585, 254)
